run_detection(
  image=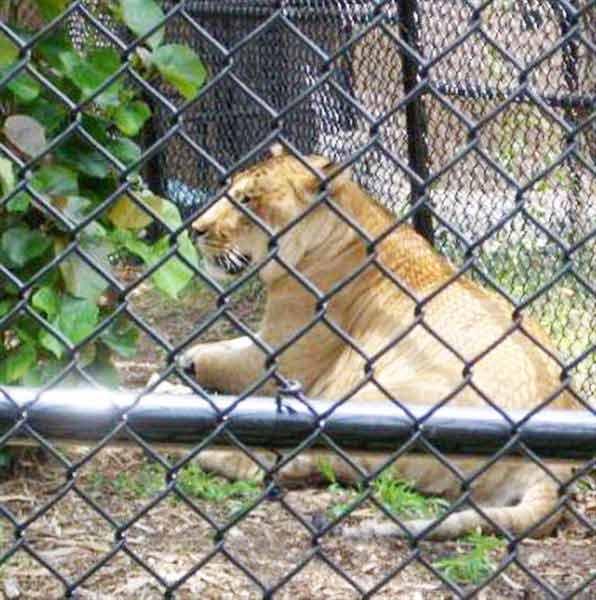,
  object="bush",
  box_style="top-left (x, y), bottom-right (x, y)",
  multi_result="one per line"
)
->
top-left (0, 0), bottom-right (205, 386)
